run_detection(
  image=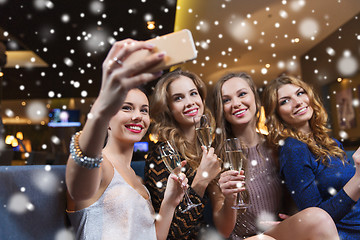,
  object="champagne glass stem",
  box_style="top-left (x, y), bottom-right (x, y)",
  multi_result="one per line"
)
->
top-left (160, 142), bottom-right (201, 213)
top-left (176, 174), bottom-right (201, 213)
